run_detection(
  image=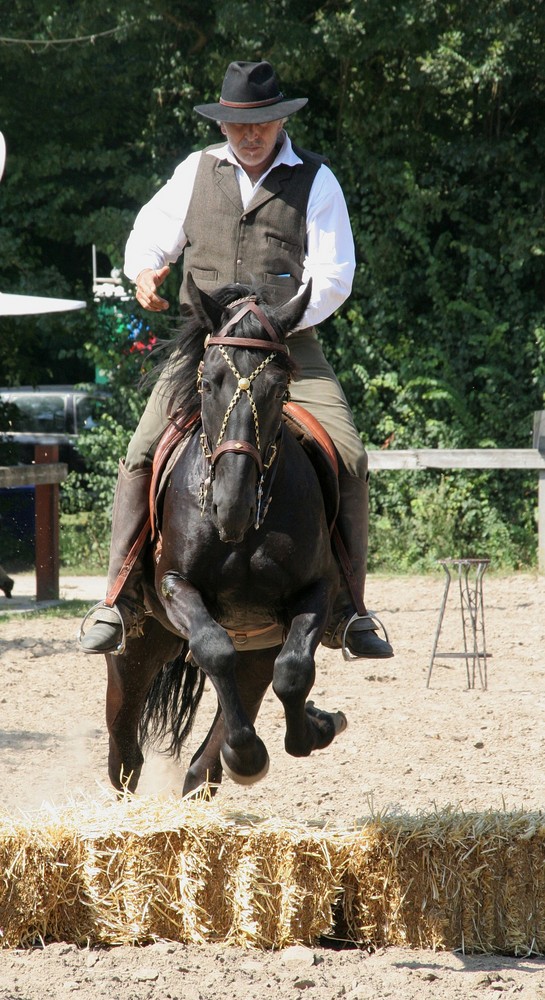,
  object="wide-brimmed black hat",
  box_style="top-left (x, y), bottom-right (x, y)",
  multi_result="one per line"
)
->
top-left (194, 60), bottom-right (308, 123)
